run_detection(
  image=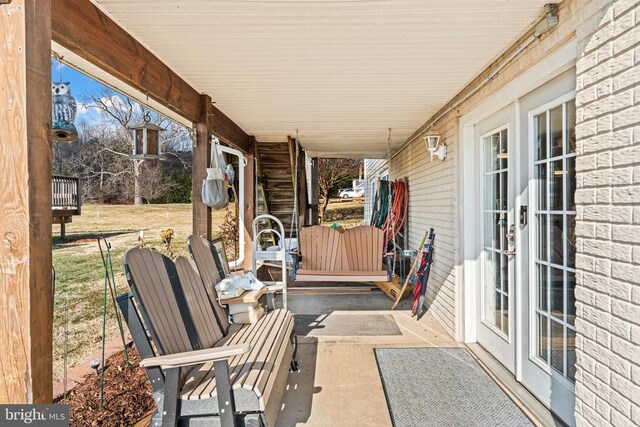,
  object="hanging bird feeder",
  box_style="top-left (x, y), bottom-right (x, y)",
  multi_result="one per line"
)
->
top-left (129, 113), bottom-right (165, 160)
